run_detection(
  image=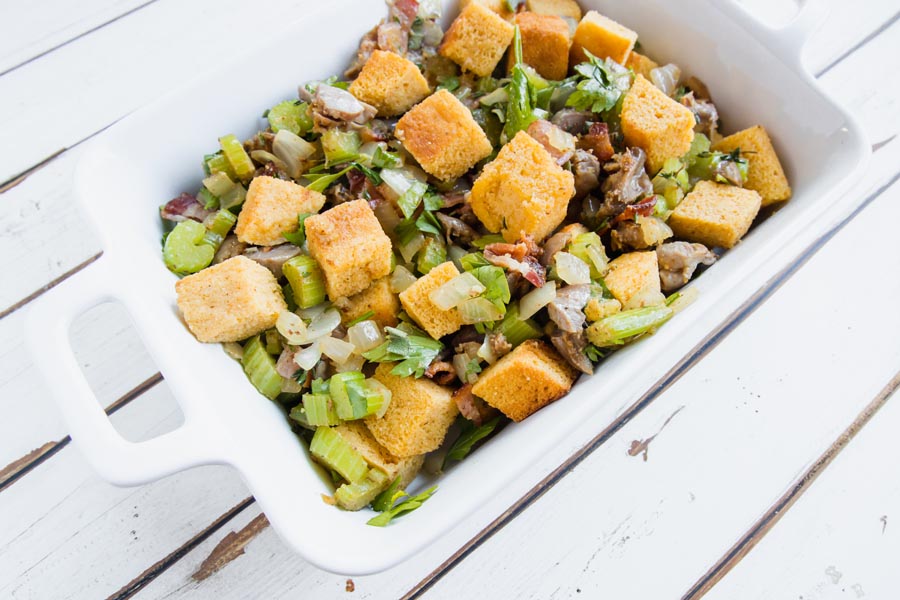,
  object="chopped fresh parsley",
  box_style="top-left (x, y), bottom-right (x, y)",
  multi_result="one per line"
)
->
top-left (362, 326), bottom-right (445, 378)
top-left (566, 50), bottom-right (632, 114)
top-left (367, 486), bottom-right (437, 527)
top-left (444, 416), bottom-right (501, 467)
top-left (283, 212), bottom-right (312, 246)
